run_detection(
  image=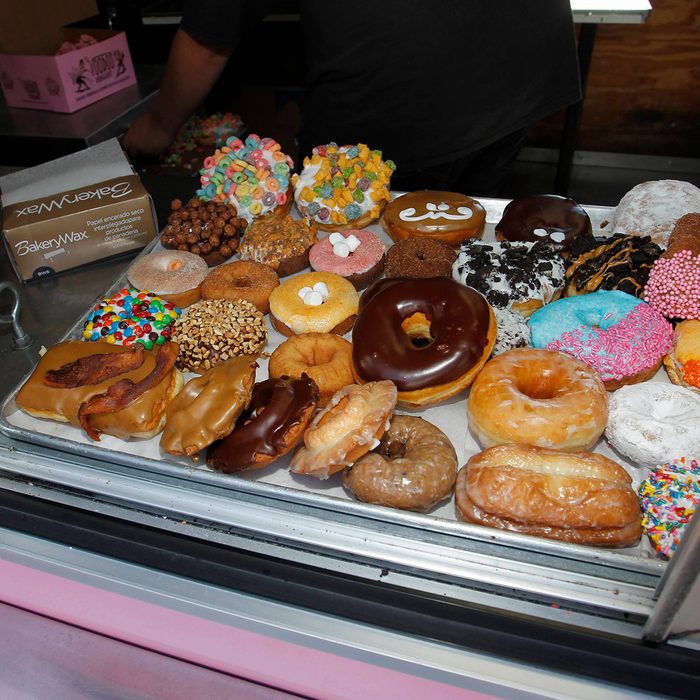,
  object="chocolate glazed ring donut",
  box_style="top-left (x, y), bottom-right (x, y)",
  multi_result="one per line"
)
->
top-left (496, 194), bottom-right (593, 257)
top-left (352, 277), bottom-right (496, 407)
